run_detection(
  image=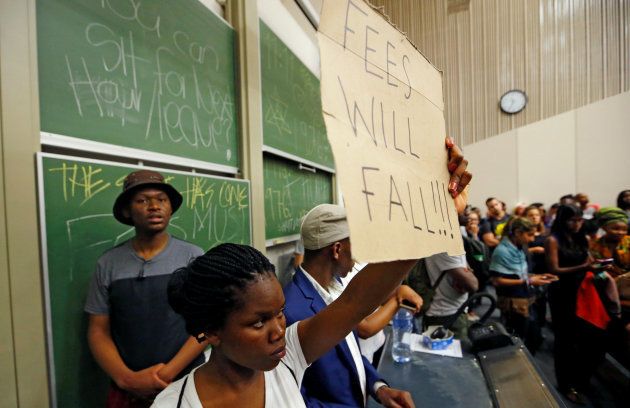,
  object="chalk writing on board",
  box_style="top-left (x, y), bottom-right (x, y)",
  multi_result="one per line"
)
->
top-left (265, 88), bottom-right (292, 136)
top-left (101, 0), bottom-right (162, 36)
top-left (260, 22), bottom-right (333, 168)
top-left (59, 0), bottom-right (235, 160)
top-left (47, 162), bottom-right (250, 250)
top-left (49, 162), bottom-right (112, 205)
top-left (264, 159), bottom-right (331, 238)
